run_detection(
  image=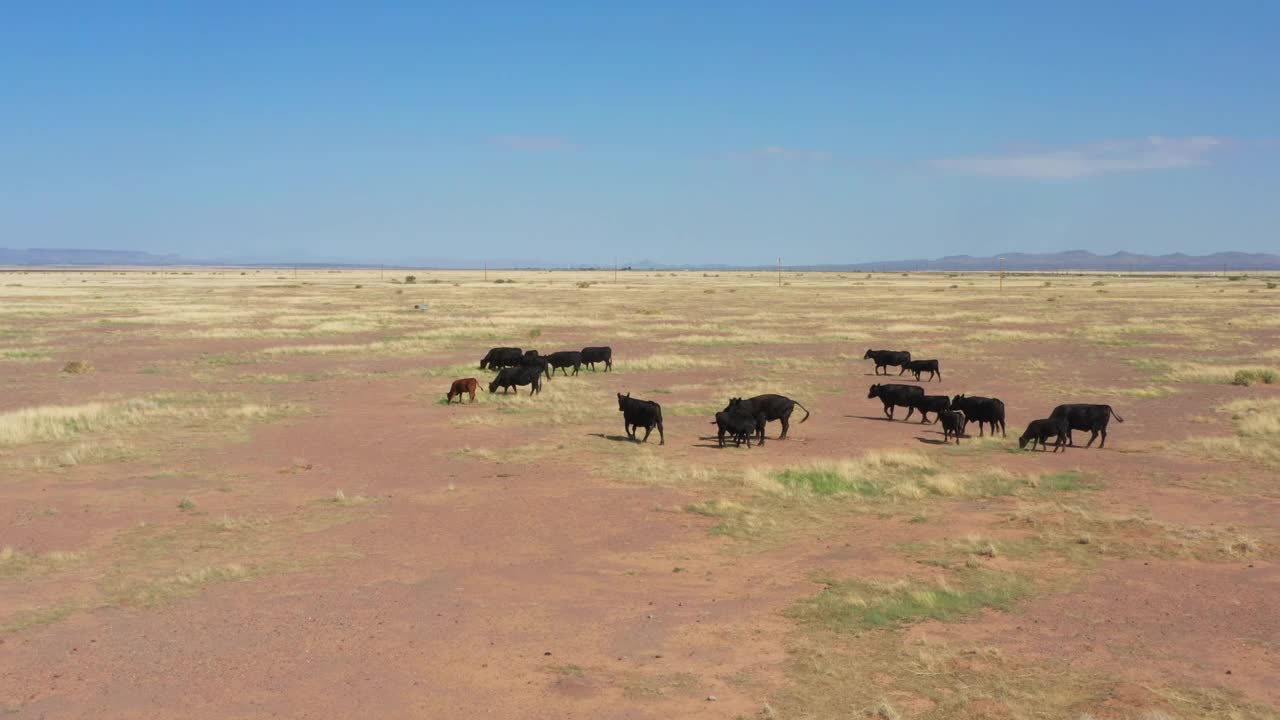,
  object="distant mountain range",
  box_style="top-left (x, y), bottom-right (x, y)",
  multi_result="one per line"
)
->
top-left (2, 247), bottom-right (1278, 272)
